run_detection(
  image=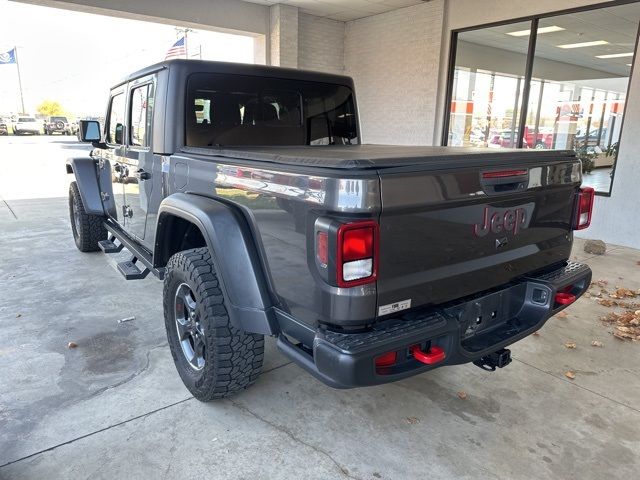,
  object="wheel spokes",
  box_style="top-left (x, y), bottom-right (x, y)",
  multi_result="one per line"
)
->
top-left (192, 334), bottom-right (205, 365)
top-left (175, 317), bottom-right (191, 341)
top-left (174, 283), bottom-right (205, 371)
